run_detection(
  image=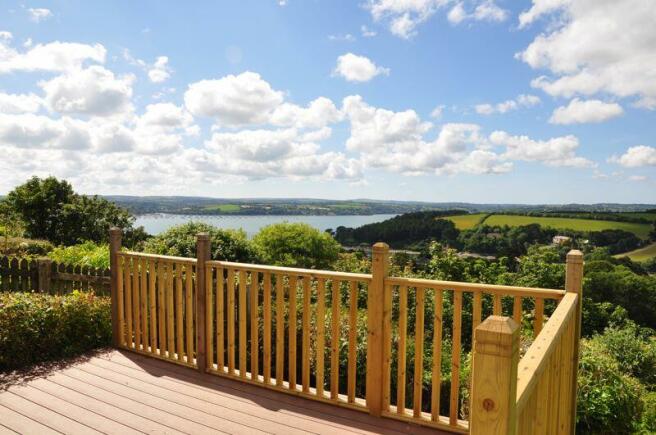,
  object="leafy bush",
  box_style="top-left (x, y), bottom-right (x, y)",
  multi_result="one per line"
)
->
top-left (0, 237), bottom-right (53, 257)
top-left (48, 241), bottom-right (110, 269)
top-left (253, 222), bottom-right (340, 269)
top-left (0, 291), bottom-right (111, 370)
top-left (577, 338), bottom-right (645, 434)
top-left (143, 222), bottom-right (257, 263)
